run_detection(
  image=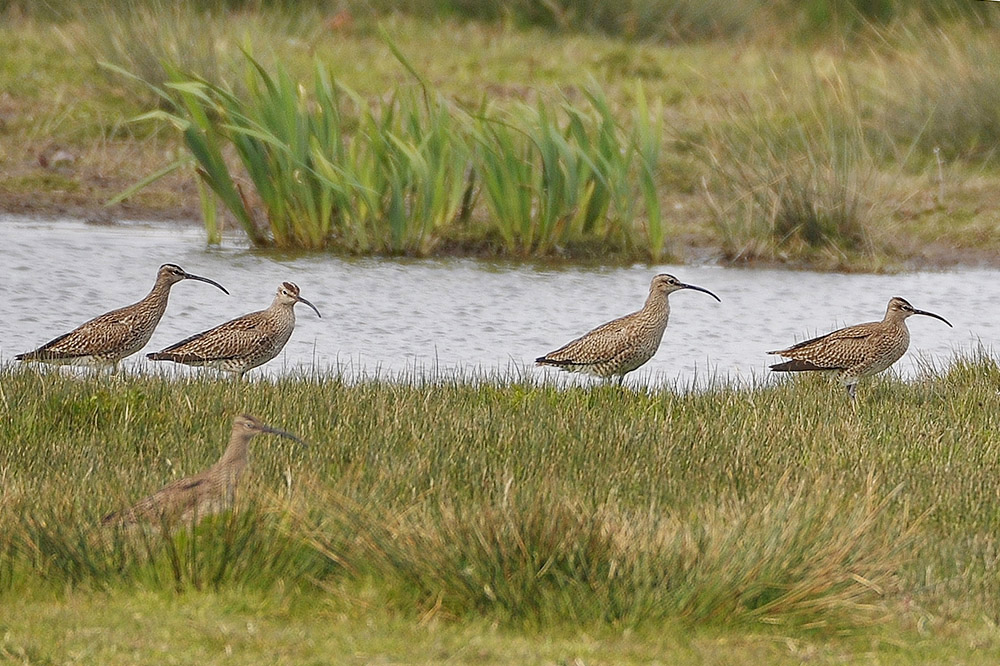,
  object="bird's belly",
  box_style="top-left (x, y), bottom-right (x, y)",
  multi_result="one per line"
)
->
top-left (858, 345), bottom-right (907, 377)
